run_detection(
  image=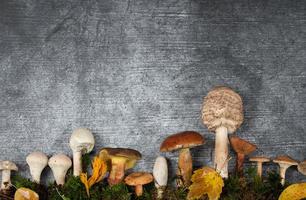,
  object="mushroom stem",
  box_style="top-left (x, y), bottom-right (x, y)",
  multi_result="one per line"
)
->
top-left (214, 126), bottom-right (229, 178)
top-left (1, 170), bottom-right (11, 189)
top-left (177, 148), bottom-right (192, 187)
top-left (236, 153), bottom-right (245, 176)
top-left (257, 162), bottom-right (263, 178)
top-left (135, 185), bottom-right (143, 196)
top-left (279, 164), bottom-right (289, 186)
top-left (108, 158), bottom-right (126, 186)
top-left (72, 151), bottom-right (82, 176)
